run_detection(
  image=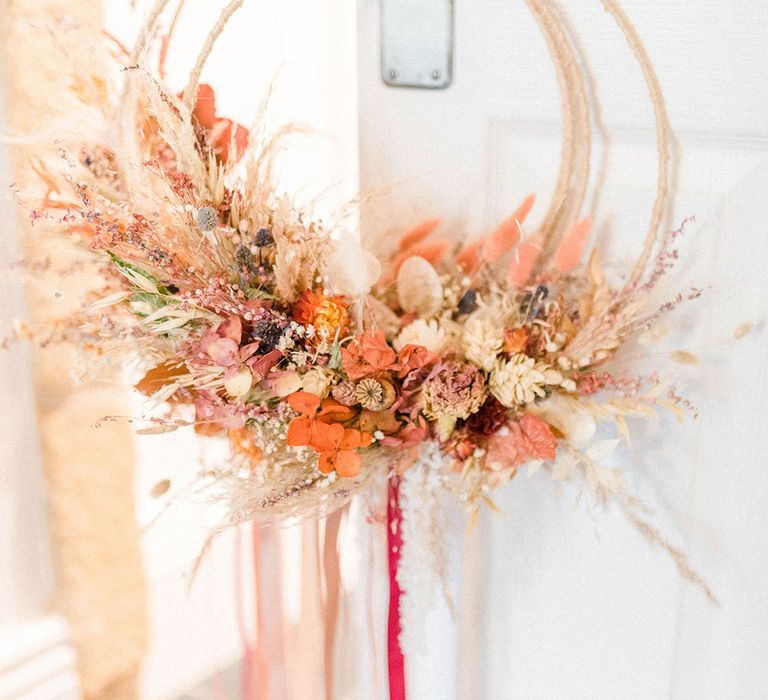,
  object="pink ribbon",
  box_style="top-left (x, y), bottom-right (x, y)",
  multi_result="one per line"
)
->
top-left (387, 478), bottom-right (406, 700)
